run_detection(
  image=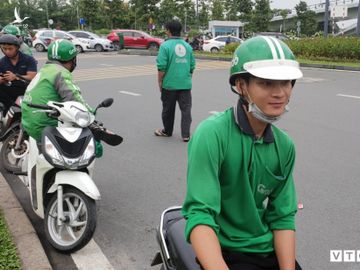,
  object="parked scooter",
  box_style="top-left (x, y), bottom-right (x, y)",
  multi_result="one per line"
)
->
top-left (151, 206), bottom-right (201, 270)
top-left (0, 74), bottom-right (31, 173)
top-left (15, 98), bottom-right (122, 253)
